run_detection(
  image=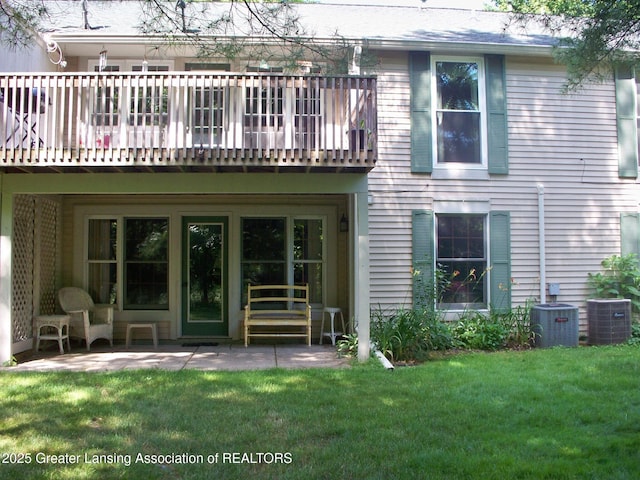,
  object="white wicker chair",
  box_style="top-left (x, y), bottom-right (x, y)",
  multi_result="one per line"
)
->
top-left (58, 287), bottom-right (114, 351)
